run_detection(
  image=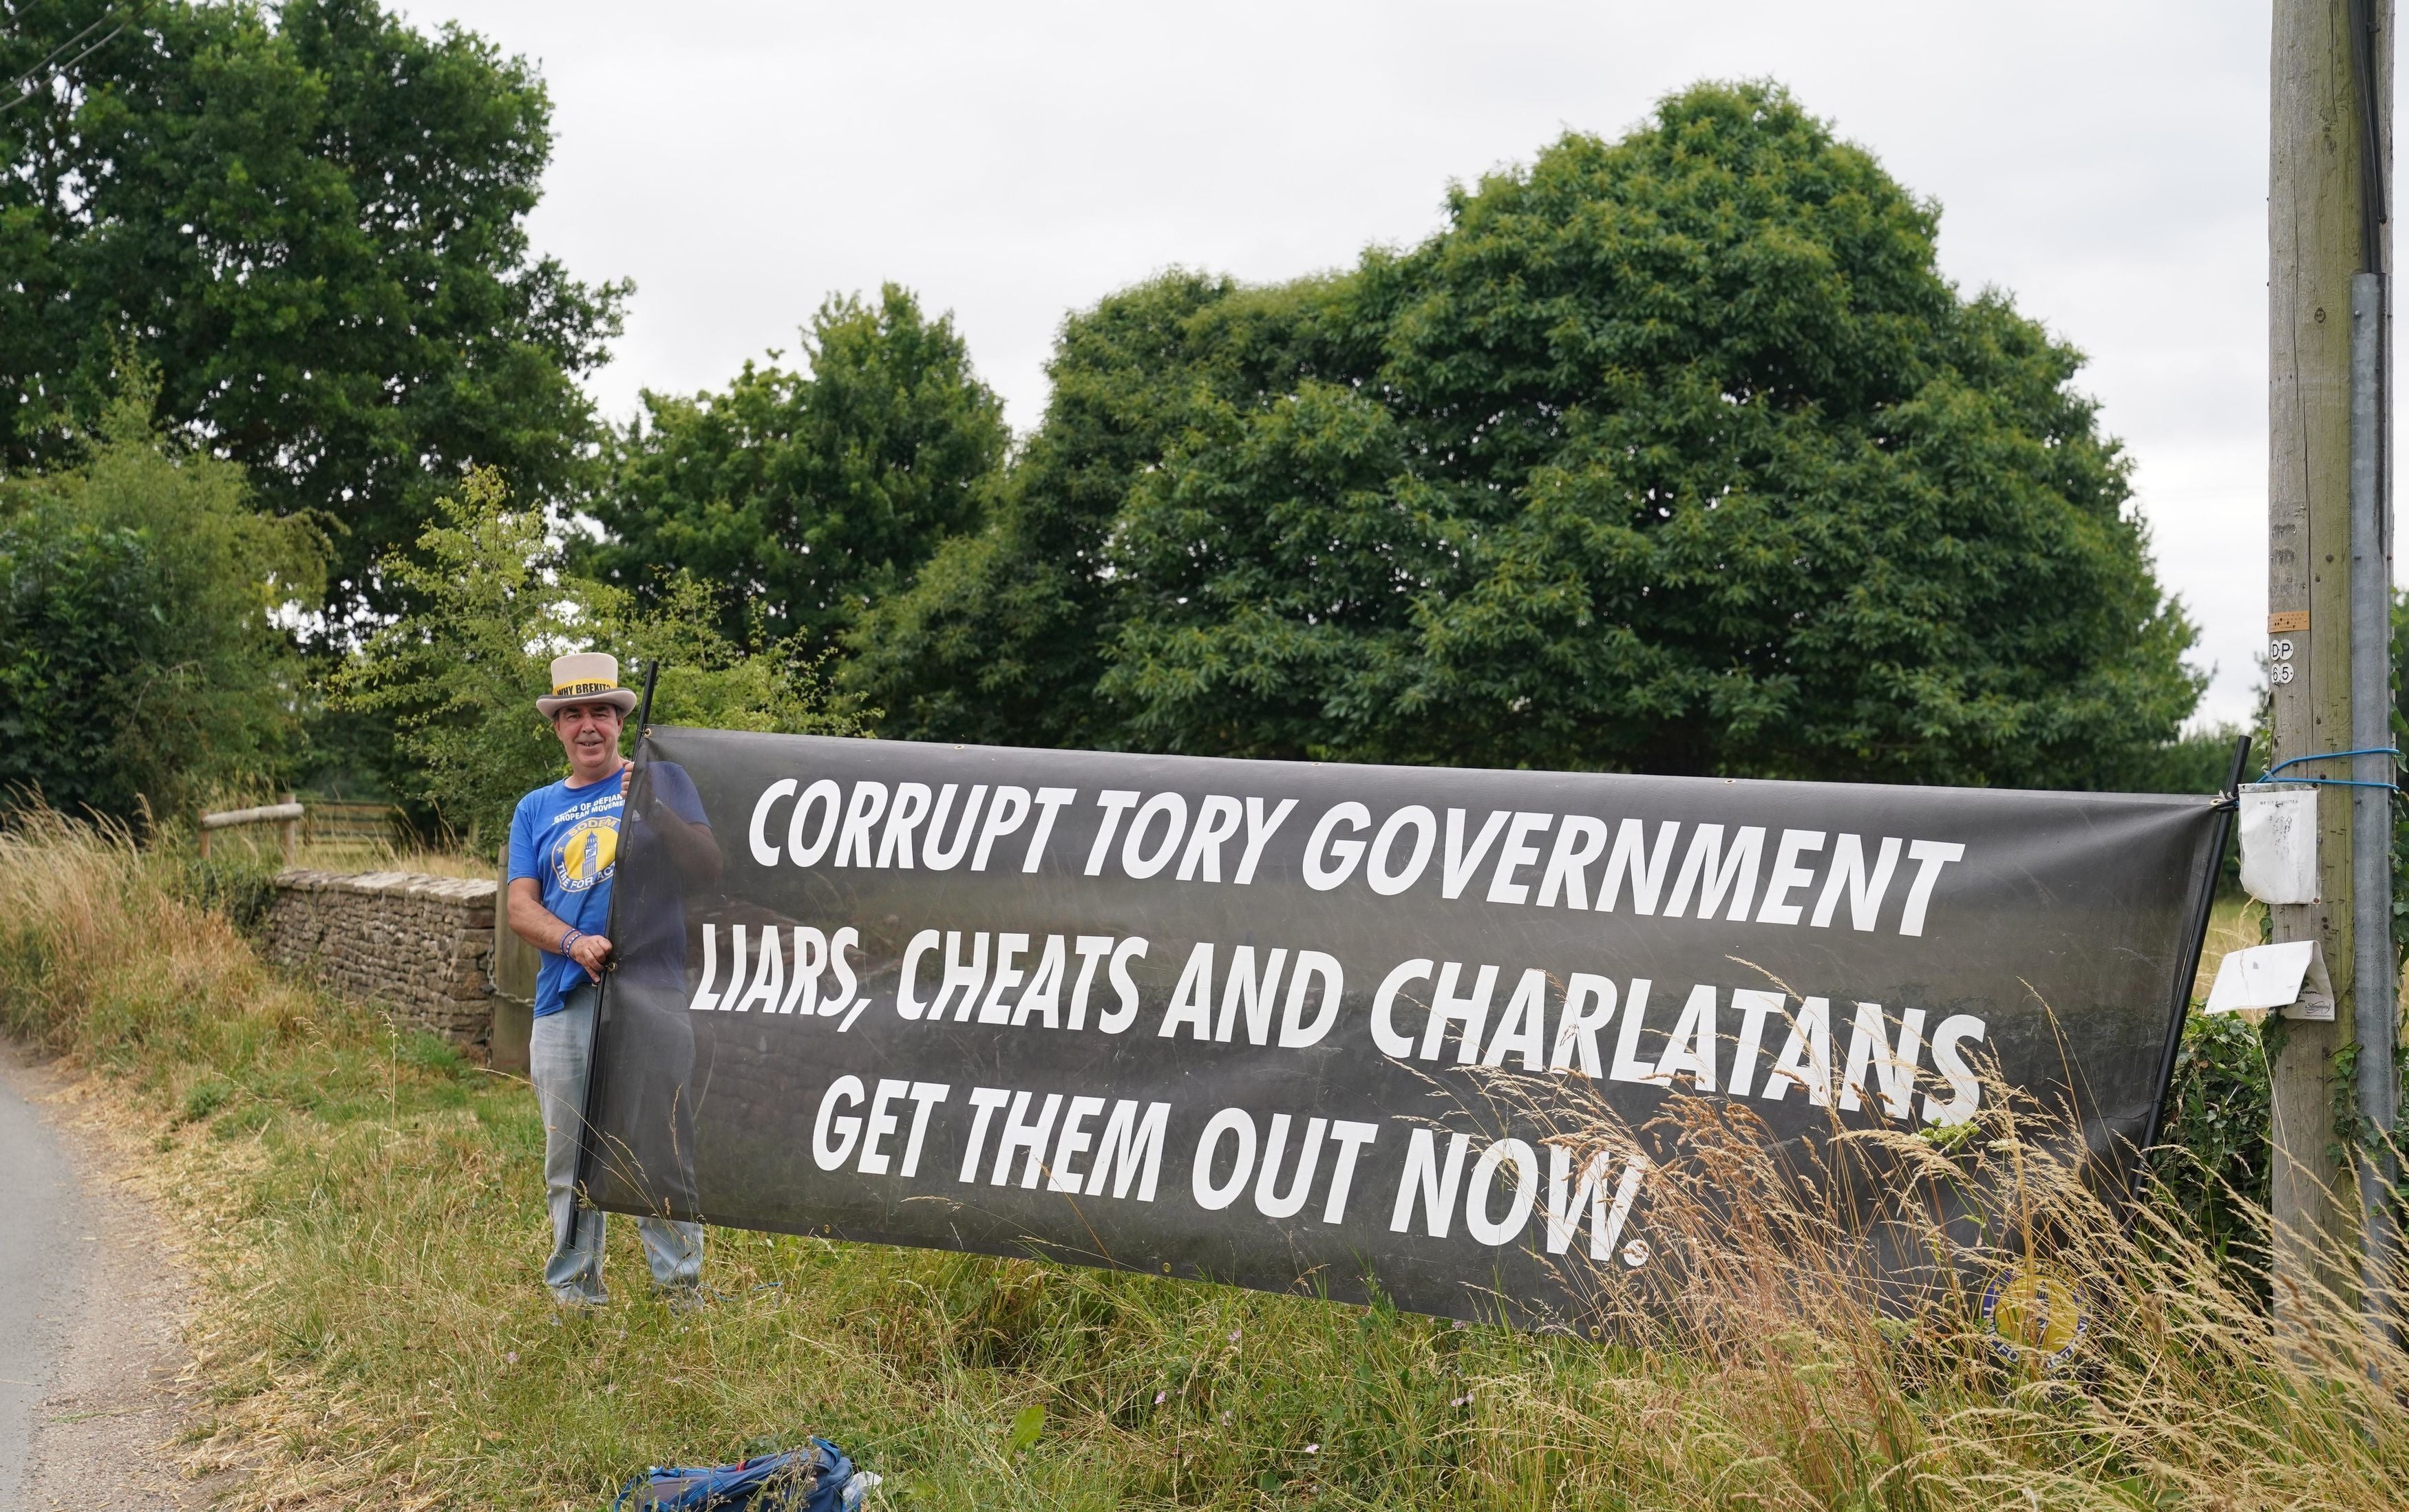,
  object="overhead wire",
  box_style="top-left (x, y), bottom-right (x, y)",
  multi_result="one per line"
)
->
top-left (11, 12), bottom-right (116, 88)
top-left (0, 11), bottom-right (125, 117)
top-left (2350, 0), bottom-right (2388, 273)
top-left (2346, 0), bottom-right (2390, 566)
